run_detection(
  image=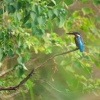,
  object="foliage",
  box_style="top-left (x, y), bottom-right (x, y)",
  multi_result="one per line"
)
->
top-left (0, 0), bottom-right (100, 99)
